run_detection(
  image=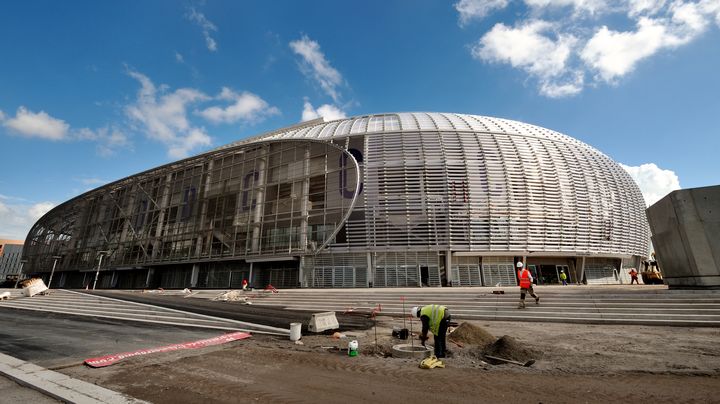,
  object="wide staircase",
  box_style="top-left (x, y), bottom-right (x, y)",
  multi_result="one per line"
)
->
top-left (0, 289), bottom-right (287, 334)
top-left (185, 285), bottom-right (720, 327)
top-left (4, 285), bottom-right (720, 328)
